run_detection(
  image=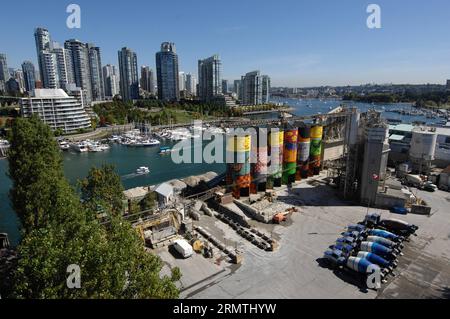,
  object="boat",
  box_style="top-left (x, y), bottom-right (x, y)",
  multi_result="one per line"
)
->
top-left (99, 144), bottom-right (110, 151)
top-left (136, 166), bottom-right (150, 175)
top-left (70, 141), bottom-right (89, 153)
top-left (159, 146), bottom-right (171, 155)
top-left (109, 135), bottom-right (121, 142)
top-left (59, 141), bottom-right (70, 151)
top-left (135, 139), bottom-right (160, 147)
